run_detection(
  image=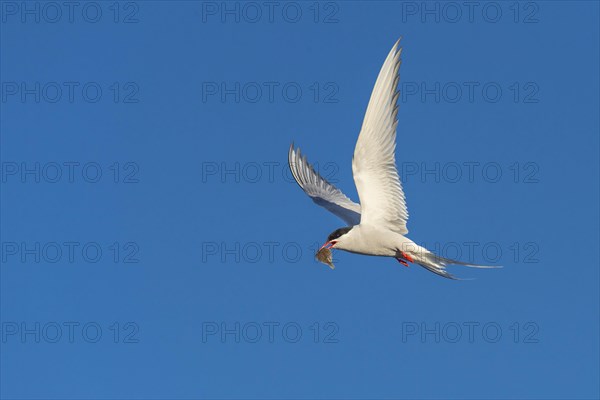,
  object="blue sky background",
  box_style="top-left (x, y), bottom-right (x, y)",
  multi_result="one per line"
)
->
top-left (1, 1), bottom-right (599, 399)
